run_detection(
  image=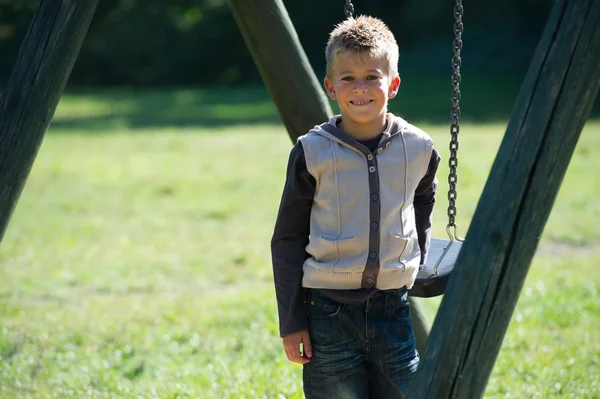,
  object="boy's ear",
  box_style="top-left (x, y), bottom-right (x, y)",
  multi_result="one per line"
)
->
top-left (324, 77), bottom-right (337, 100)
top-left (388, 76), bottom-right (401, 99)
